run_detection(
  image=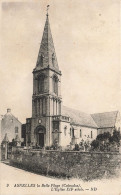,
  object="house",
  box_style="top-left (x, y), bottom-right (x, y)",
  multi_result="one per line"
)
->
top-left (0, 108), bottom-right (22, 144)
